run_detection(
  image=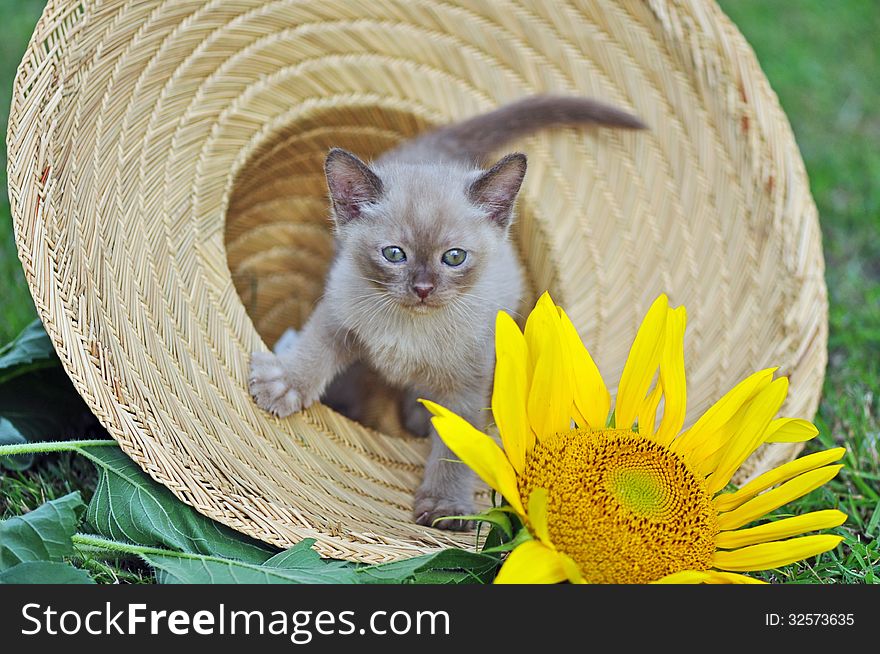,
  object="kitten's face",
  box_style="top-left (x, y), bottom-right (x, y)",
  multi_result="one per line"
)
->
top-left (340, 164), bottom-right (497, 311)
top-left (325, 151), bottom-right (526, 313)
